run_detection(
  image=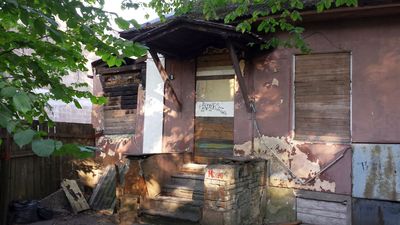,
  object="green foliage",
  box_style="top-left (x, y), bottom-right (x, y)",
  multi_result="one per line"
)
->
top-left (32, 139), bottom-right (62, 157)
top-left (13, 129), bottom-right (36, 148)
top-left (143, 0), bottom-right (357, 51)
top-left (55, 144), bottom-right (96, 159)
top-left (0, 0), bottom-right (146, 157)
